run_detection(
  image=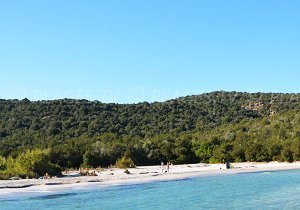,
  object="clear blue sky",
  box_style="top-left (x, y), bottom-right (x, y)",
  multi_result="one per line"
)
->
top-left (0, 1), bottom-right (299, 103)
